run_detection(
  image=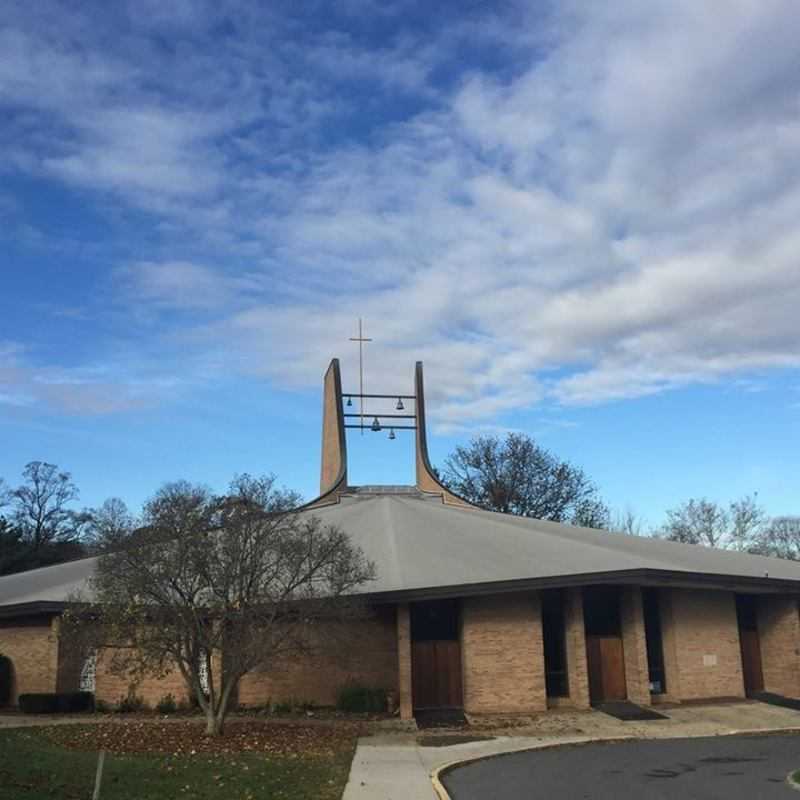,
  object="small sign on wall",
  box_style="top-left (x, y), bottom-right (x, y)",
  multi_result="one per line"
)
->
top-left (702, 654), bottom-right (718, 667)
